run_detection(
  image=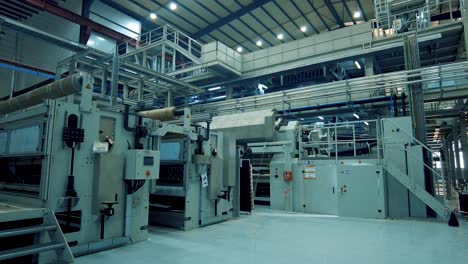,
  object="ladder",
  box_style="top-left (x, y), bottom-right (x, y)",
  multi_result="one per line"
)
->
top-left (0, 209), bottom-right (74, 263)
top-left (374, 0), bottom-right (391, 30)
